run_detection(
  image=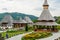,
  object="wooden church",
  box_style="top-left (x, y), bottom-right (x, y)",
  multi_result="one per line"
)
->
top-left (33, 0), bottom-right (58, 32)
